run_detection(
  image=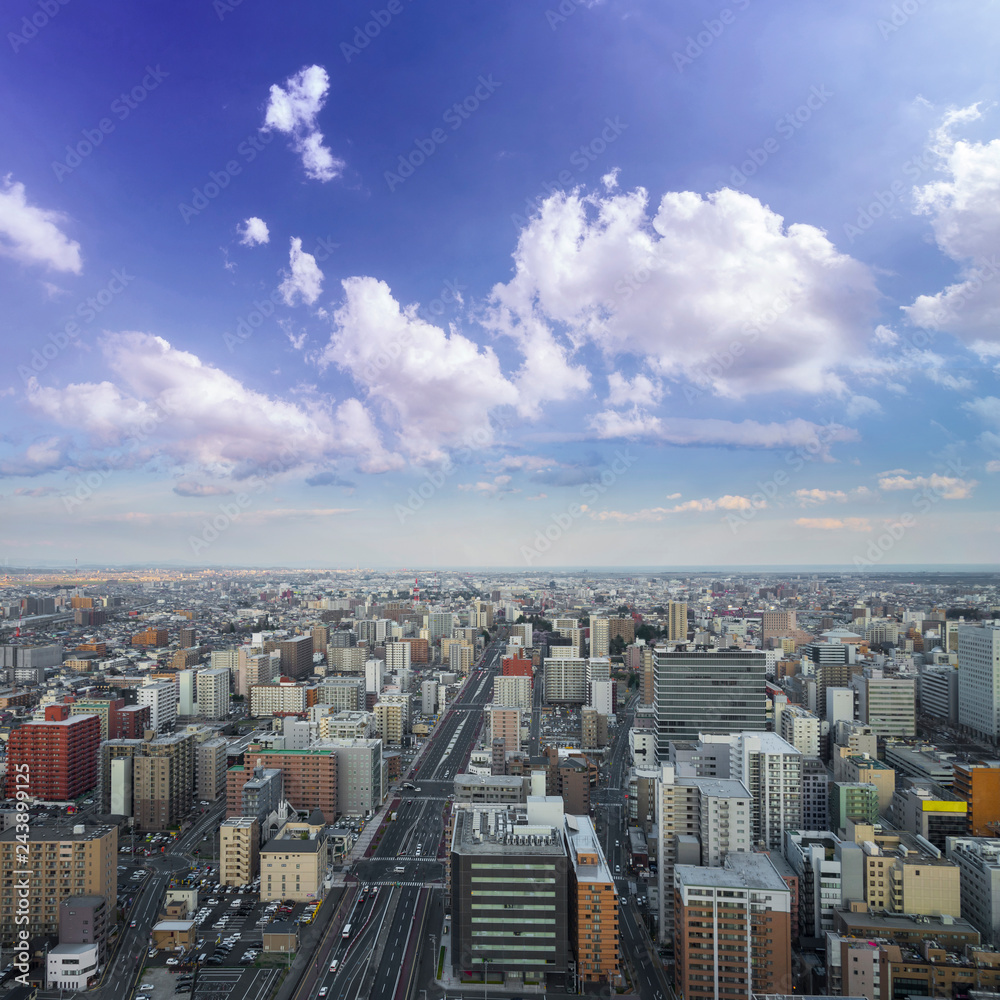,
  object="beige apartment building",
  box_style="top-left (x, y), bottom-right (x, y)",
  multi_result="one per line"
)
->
top-left (0, 824), bottom-right (117, 945)
top-left (220, 817), bottom-right (260, 887)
